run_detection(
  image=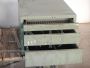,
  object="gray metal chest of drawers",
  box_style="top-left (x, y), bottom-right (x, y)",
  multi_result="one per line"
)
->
top-left (19, 0), bottom-right (82, 67)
